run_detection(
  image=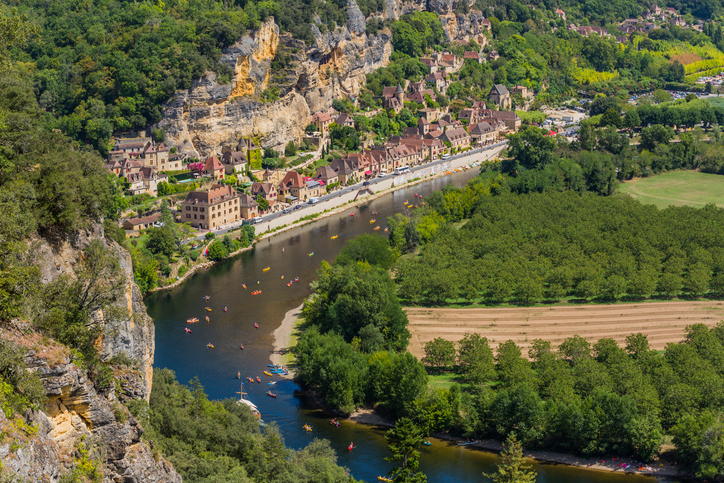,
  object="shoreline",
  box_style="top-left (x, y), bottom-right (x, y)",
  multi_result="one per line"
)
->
top-left (149, 146), bottom-right (504, 294)
top-left (349, 410), bottom-right (685, 478)
top-left (269, 303), bottom-right (303, 378)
